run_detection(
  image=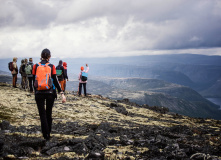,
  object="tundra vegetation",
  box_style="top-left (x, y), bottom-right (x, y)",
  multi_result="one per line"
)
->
top-left (0, 82), bottom-right (220, 159)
